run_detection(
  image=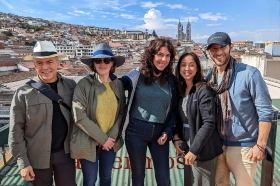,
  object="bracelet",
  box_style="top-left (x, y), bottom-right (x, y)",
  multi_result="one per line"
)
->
top-left (173, 139), bottom-right (181, 142)
top-left (256, 144), bottom-right (266, 154)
